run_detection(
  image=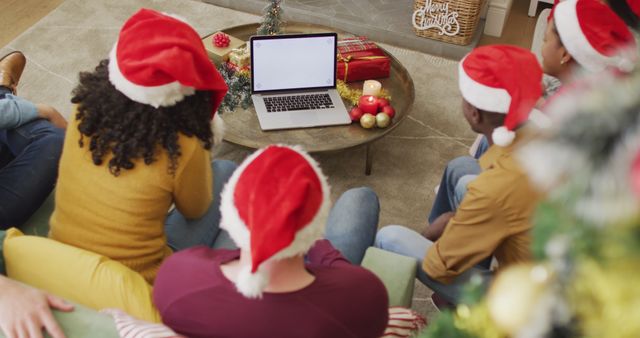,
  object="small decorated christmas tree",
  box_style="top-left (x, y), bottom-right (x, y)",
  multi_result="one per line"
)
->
top-left (216, 63), bottom-right (252, 113)
top-left (257, 0), bottom-right (284, 35)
